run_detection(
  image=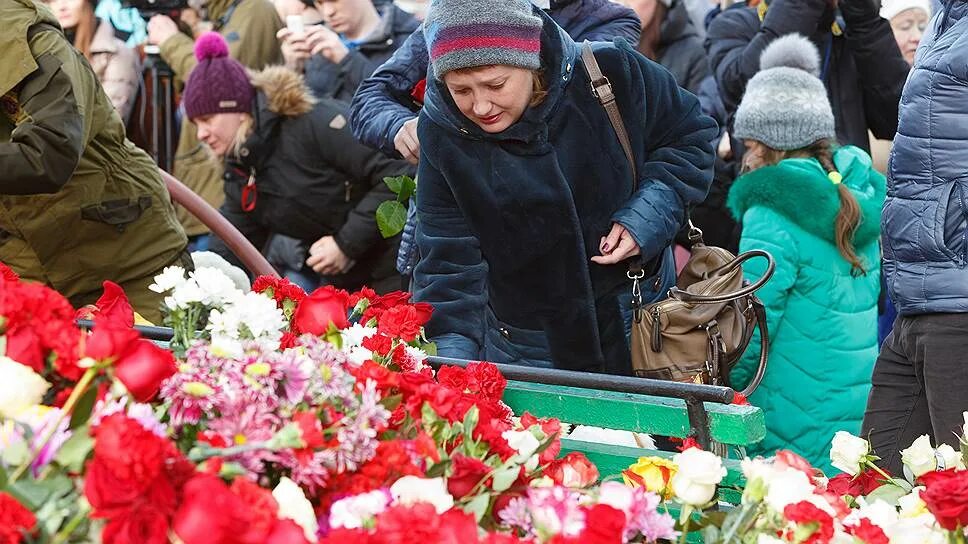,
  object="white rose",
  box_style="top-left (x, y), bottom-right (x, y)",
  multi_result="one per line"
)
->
top-left (935, 444), bottom-right (965, 471)
top-left (503, 429), bottom-right (541, 461)
top-left (670, 448), bottom-right (727, 506)
top-left (885, 515), bottom-right (946, 544)
top-left (898, 487), bottom-right (928, 518)
top-left (329, 490), bottom-right (390, 529)
top-left (390, 476), bottom-right (454, 514)
top-left (0, 357), bottom-right (50, 419)
top-left (763, 468), bottom-right (815, 512)
top-left (901, 435), bottom-right (937, 478)
top-left (962, 411), bottom-right (968, 442)
top-left (272, 477), bottom-right (319, 542)
top-left (830, 431), bottom-right (871, 476)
